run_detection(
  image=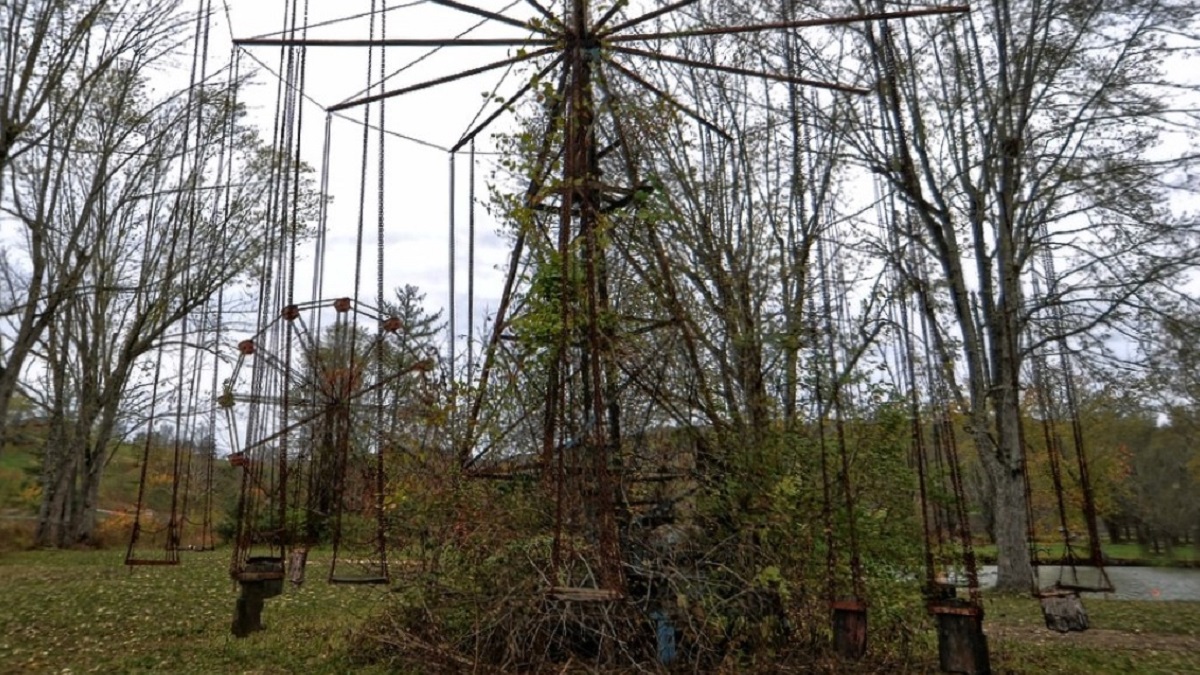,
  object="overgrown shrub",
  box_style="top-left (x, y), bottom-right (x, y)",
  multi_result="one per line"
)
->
top-left (350, 400), bottom-right (936, 672)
